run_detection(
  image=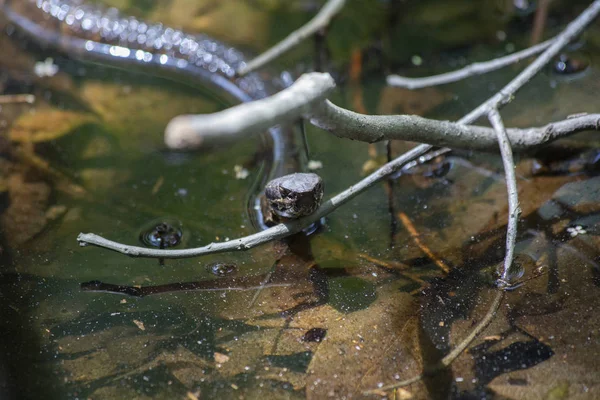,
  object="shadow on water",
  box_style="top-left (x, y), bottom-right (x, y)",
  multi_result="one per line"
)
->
top-left (0, 272), bottom-right (63, 399)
